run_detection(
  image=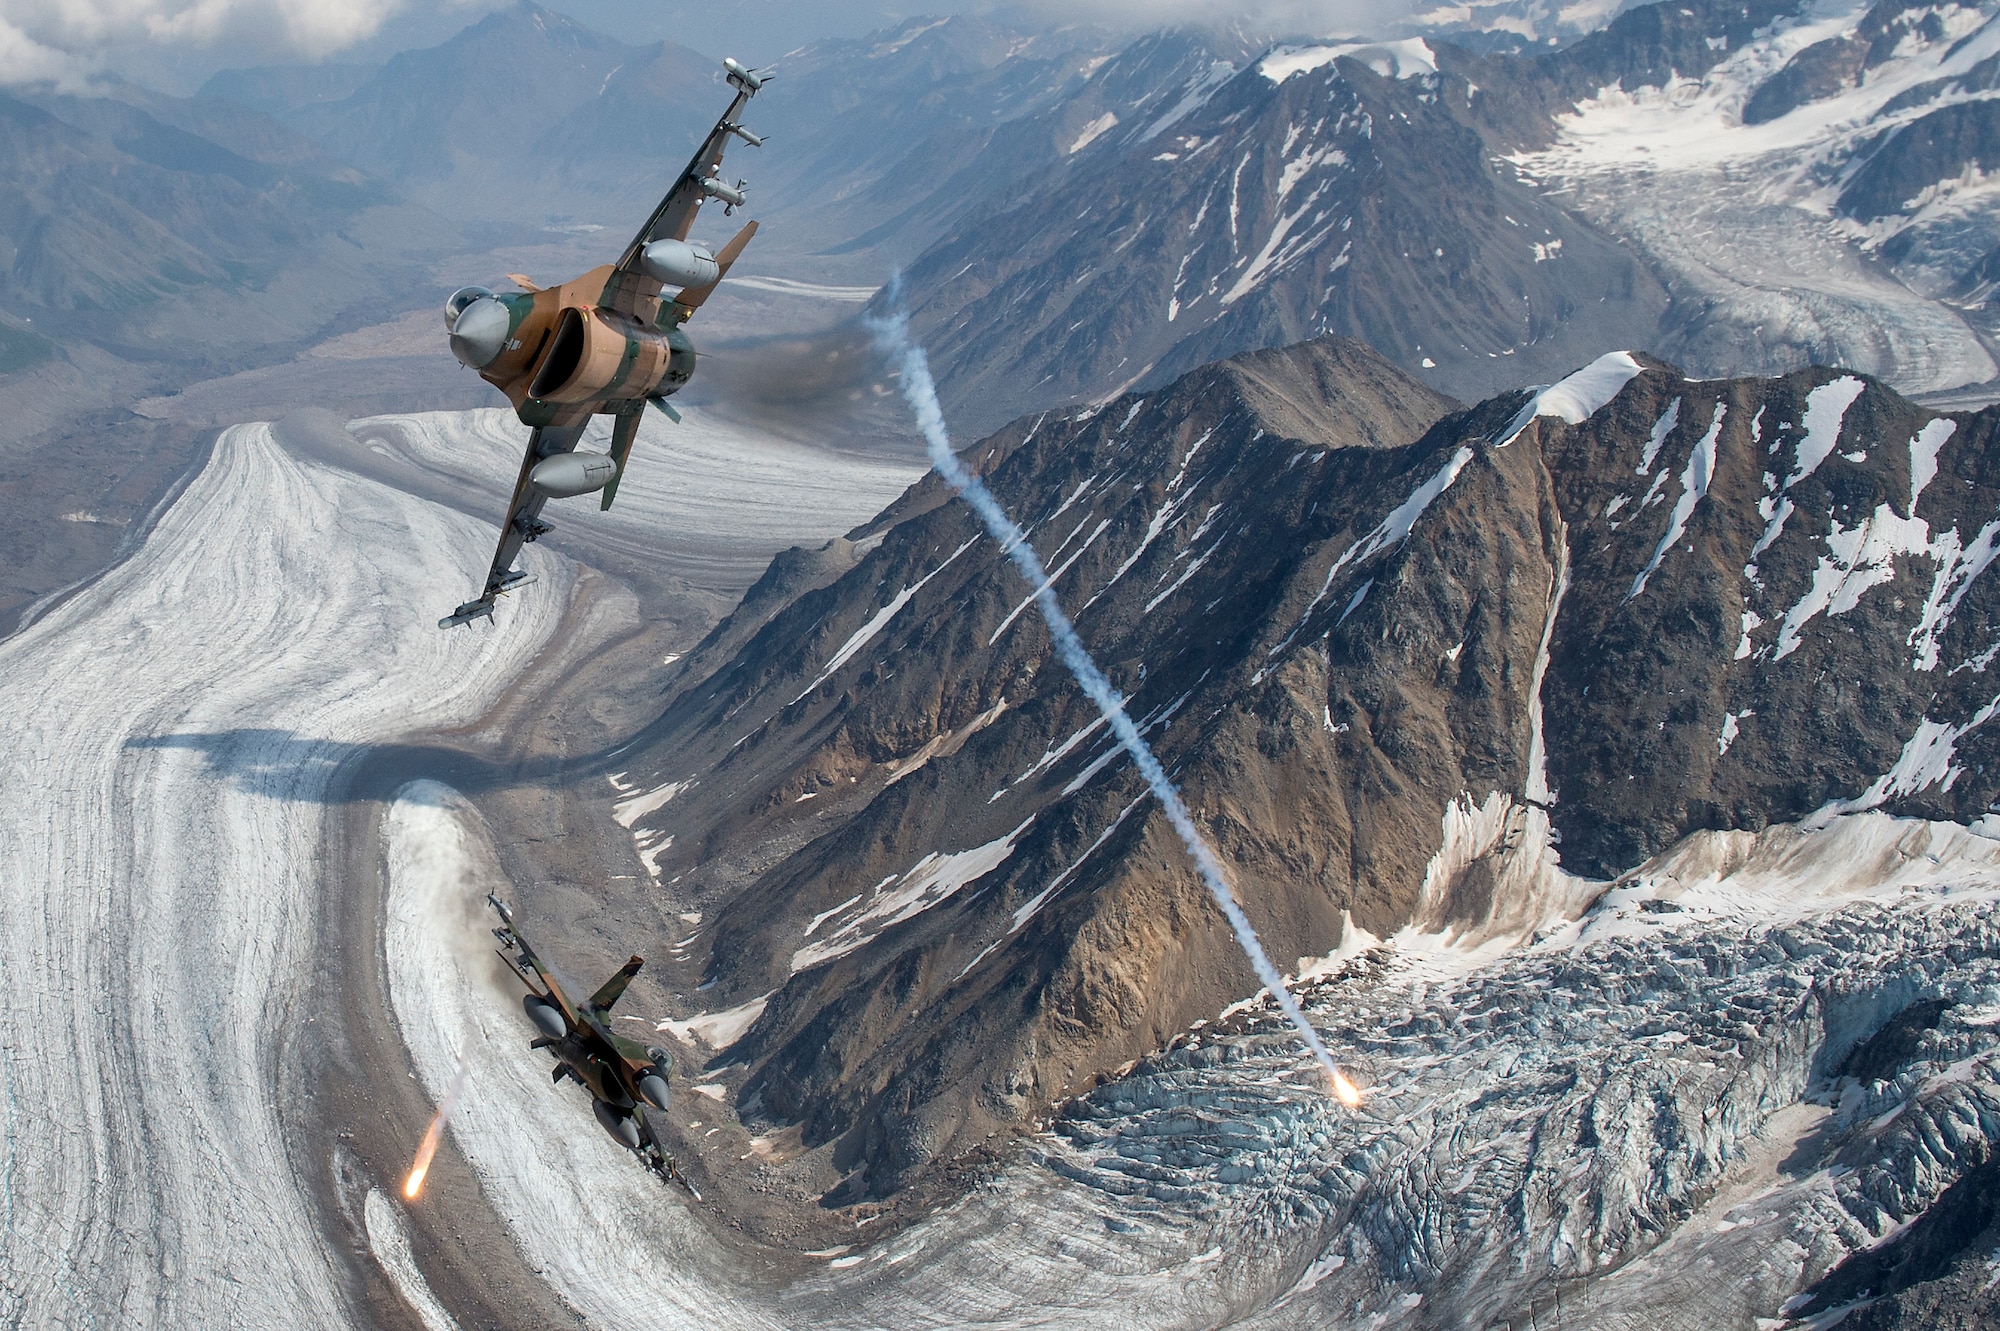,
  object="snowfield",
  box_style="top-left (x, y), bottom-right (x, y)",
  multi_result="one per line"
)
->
top-left (0, 423), bottom-right (570, 1328)
top-left (1510, 0), bottom-right (2000, 392)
